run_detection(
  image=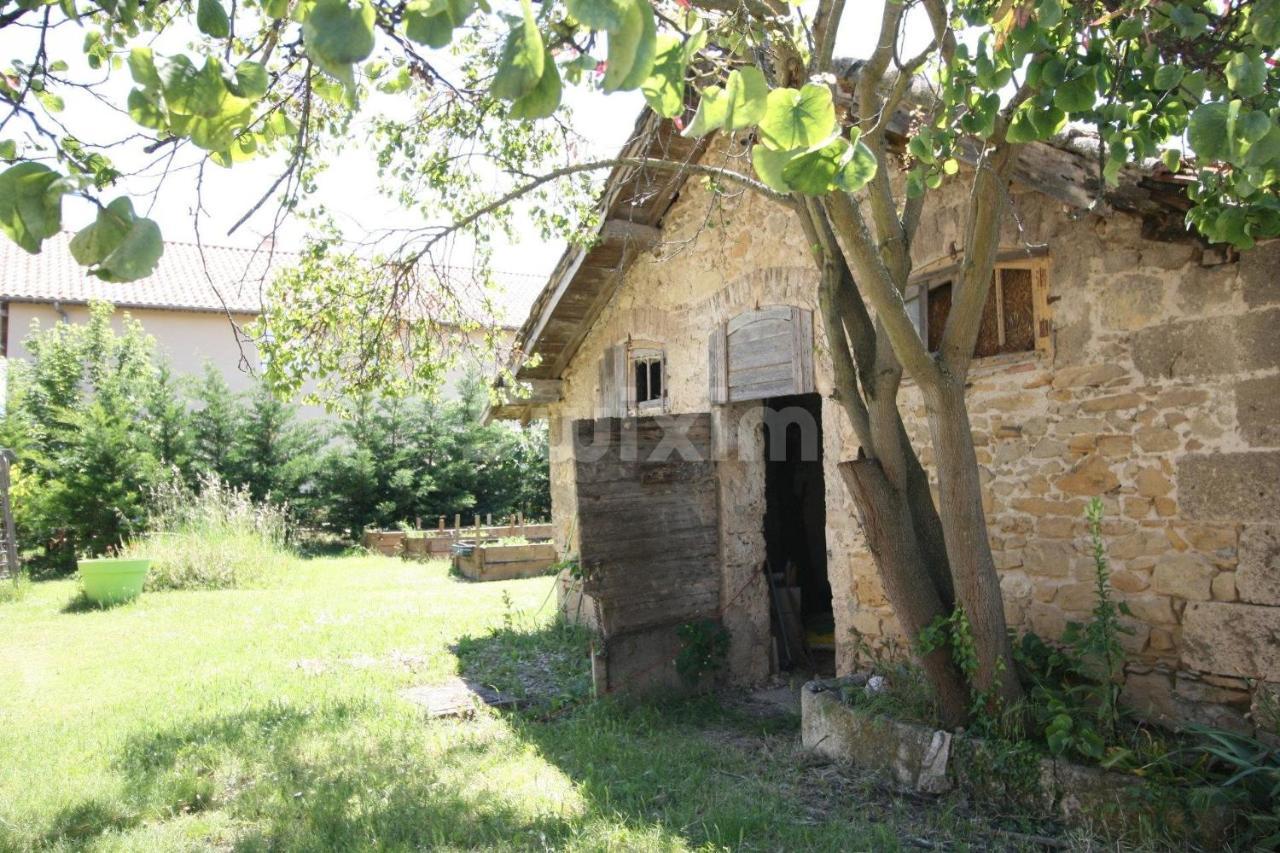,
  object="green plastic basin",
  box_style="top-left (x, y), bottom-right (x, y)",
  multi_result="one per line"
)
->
top-left (77, 558), bottom-right (151, 605)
